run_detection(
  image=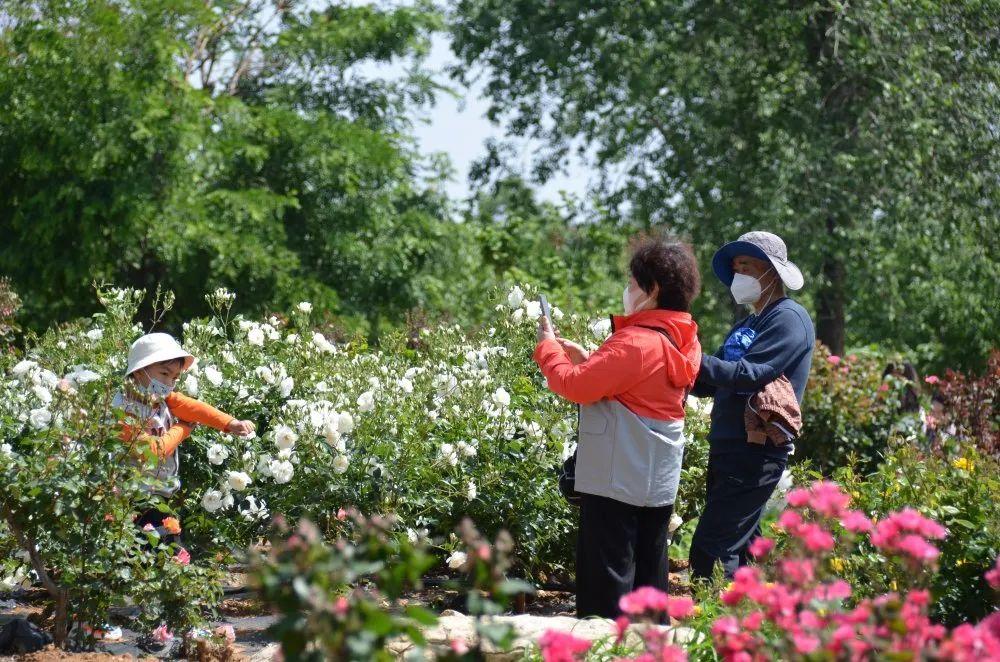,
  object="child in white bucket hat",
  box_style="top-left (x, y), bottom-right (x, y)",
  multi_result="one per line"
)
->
top-left (115, 333), bottom-right (255, 528)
